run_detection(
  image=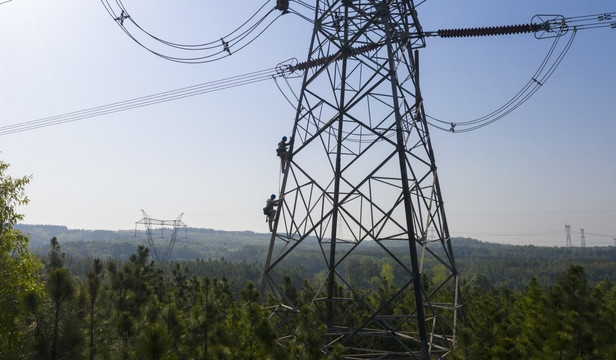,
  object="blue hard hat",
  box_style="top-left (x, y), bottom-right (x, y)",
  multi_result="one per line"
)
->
top-left (282, 136), bottom-right (287, 141)
top-left (271, 194), bottom-right (276, 199)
